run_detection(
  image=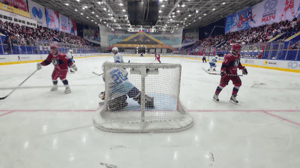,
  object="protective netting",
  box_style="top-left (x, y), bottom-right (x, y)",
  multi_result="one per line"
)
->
top-left (93, 62), bottom-right (193, 133)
